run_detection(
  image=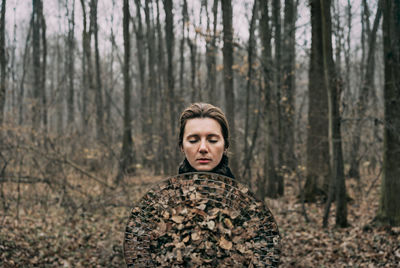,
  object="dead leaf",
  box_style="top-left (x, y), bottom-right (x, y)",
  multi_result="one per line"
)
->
top-left (219, 236), bottom-right (232, 250)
